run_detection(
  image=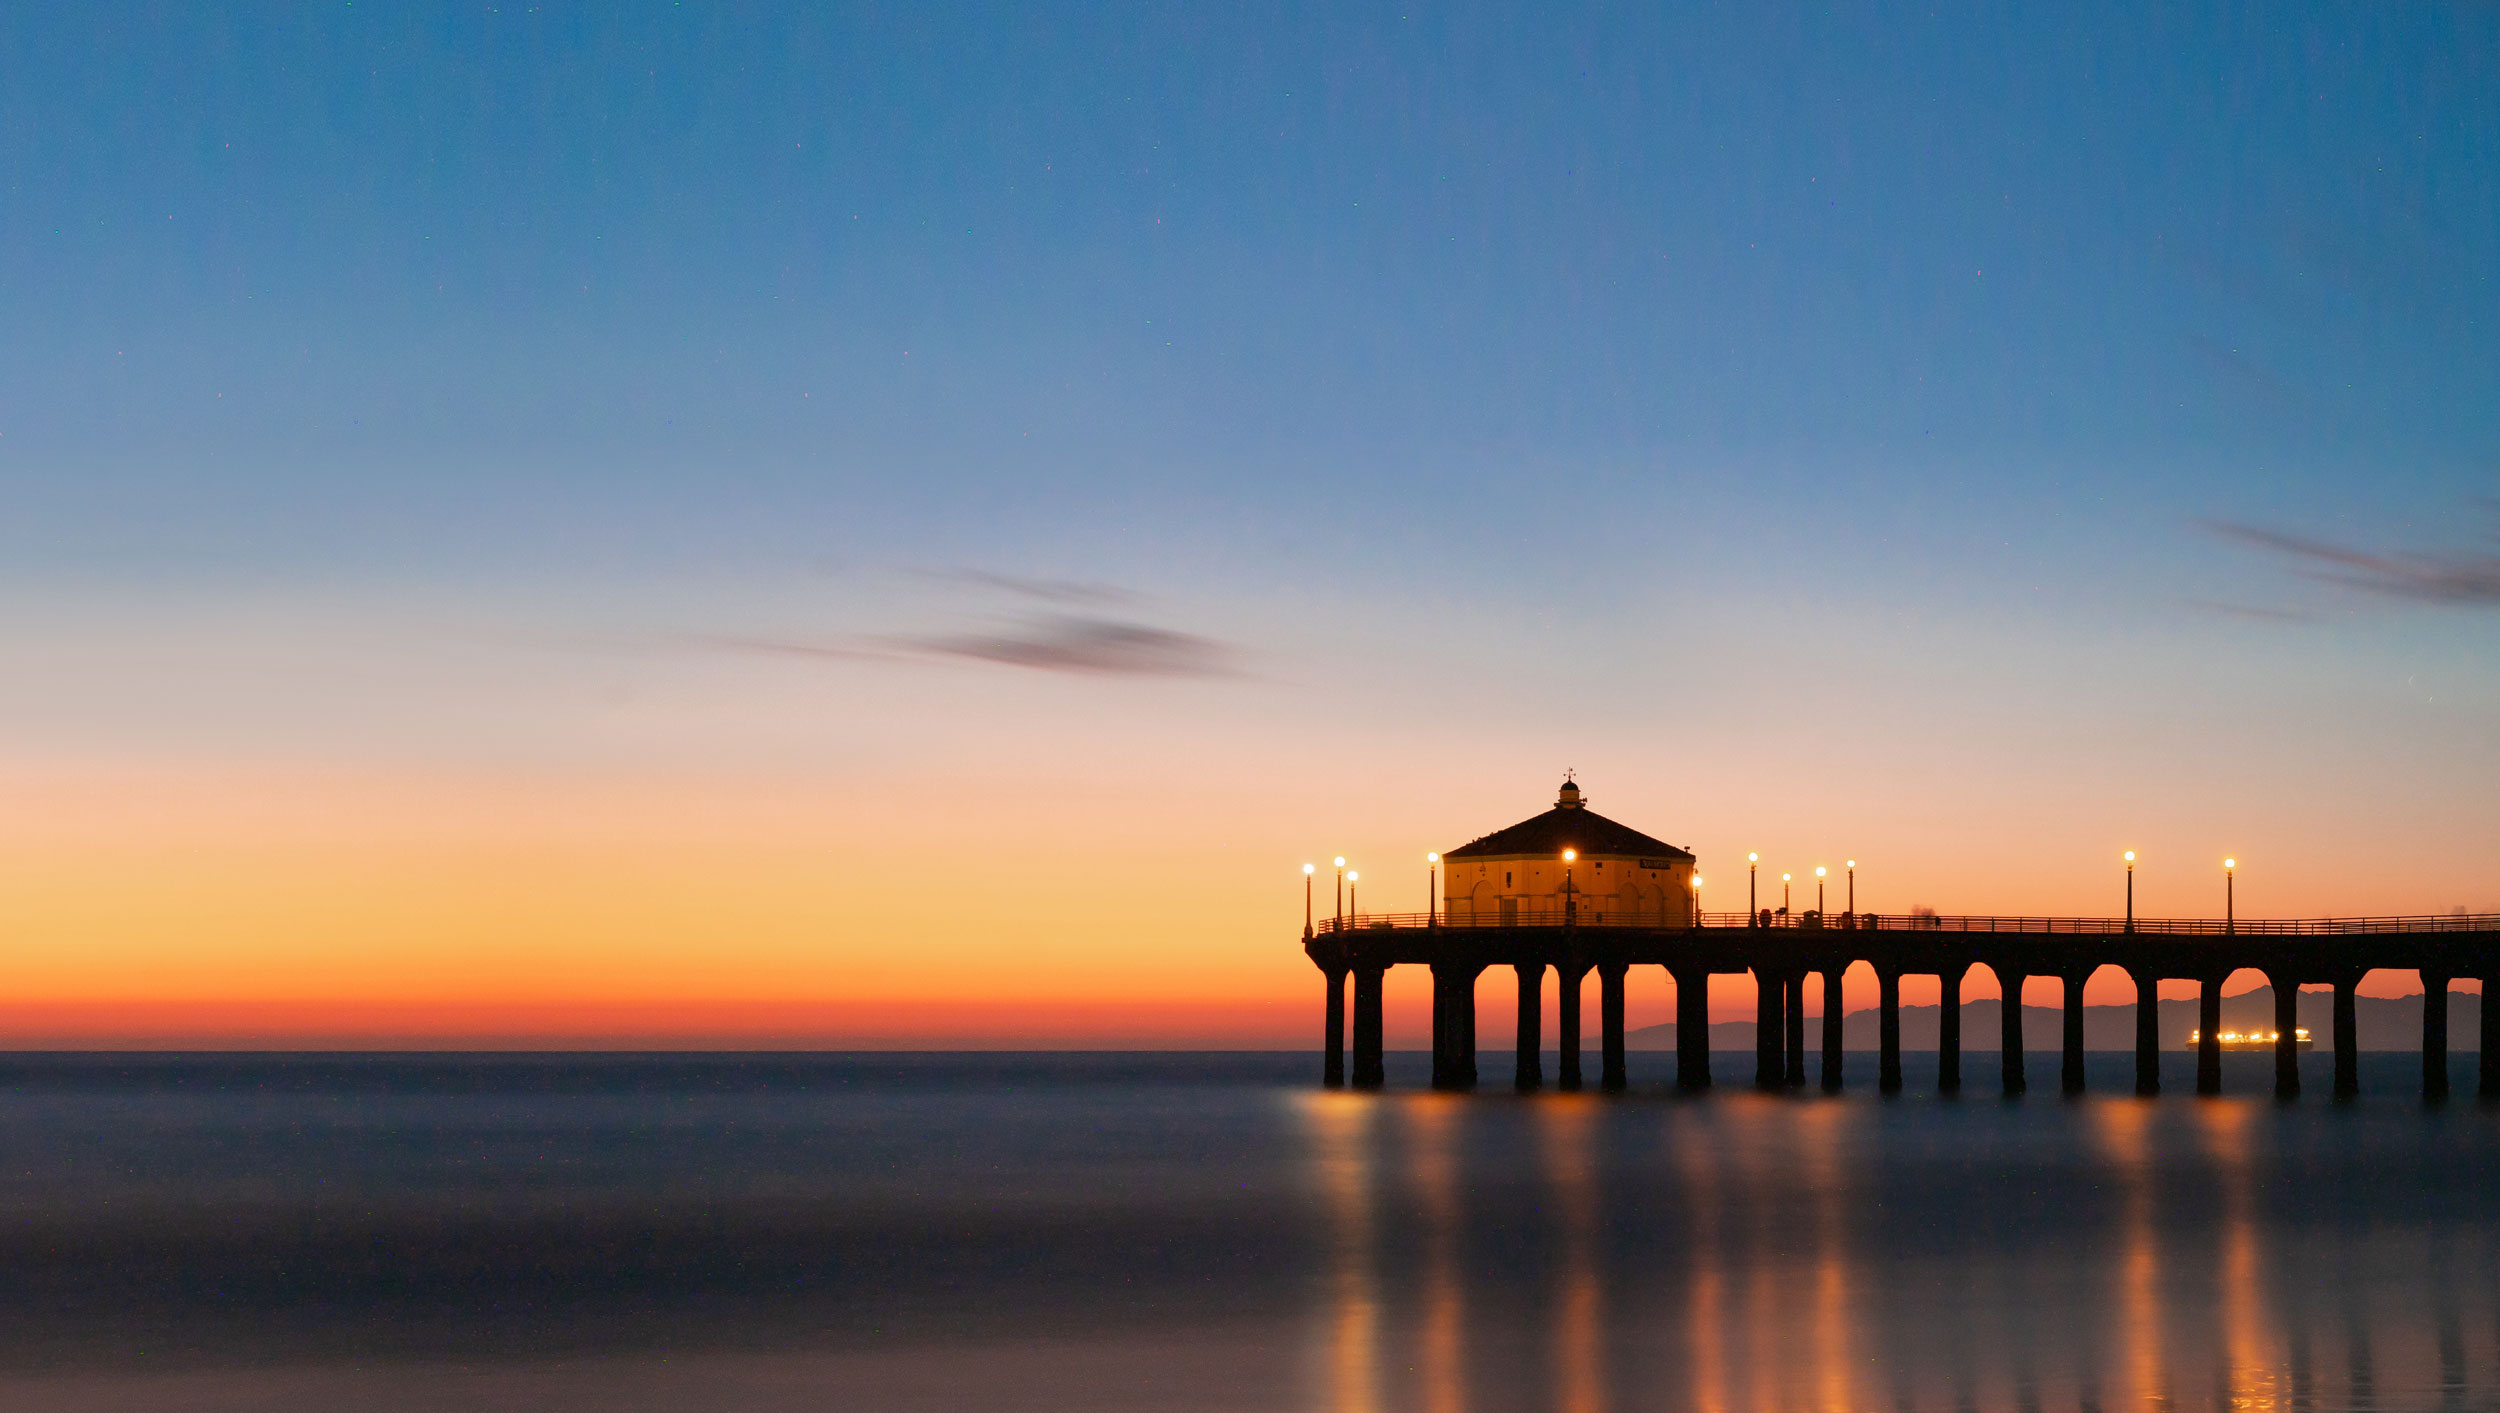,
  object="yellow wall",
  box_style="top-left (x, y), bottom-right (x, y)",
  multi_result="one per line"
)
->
top-left (1444, 853), bottom-right (1695, 926)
